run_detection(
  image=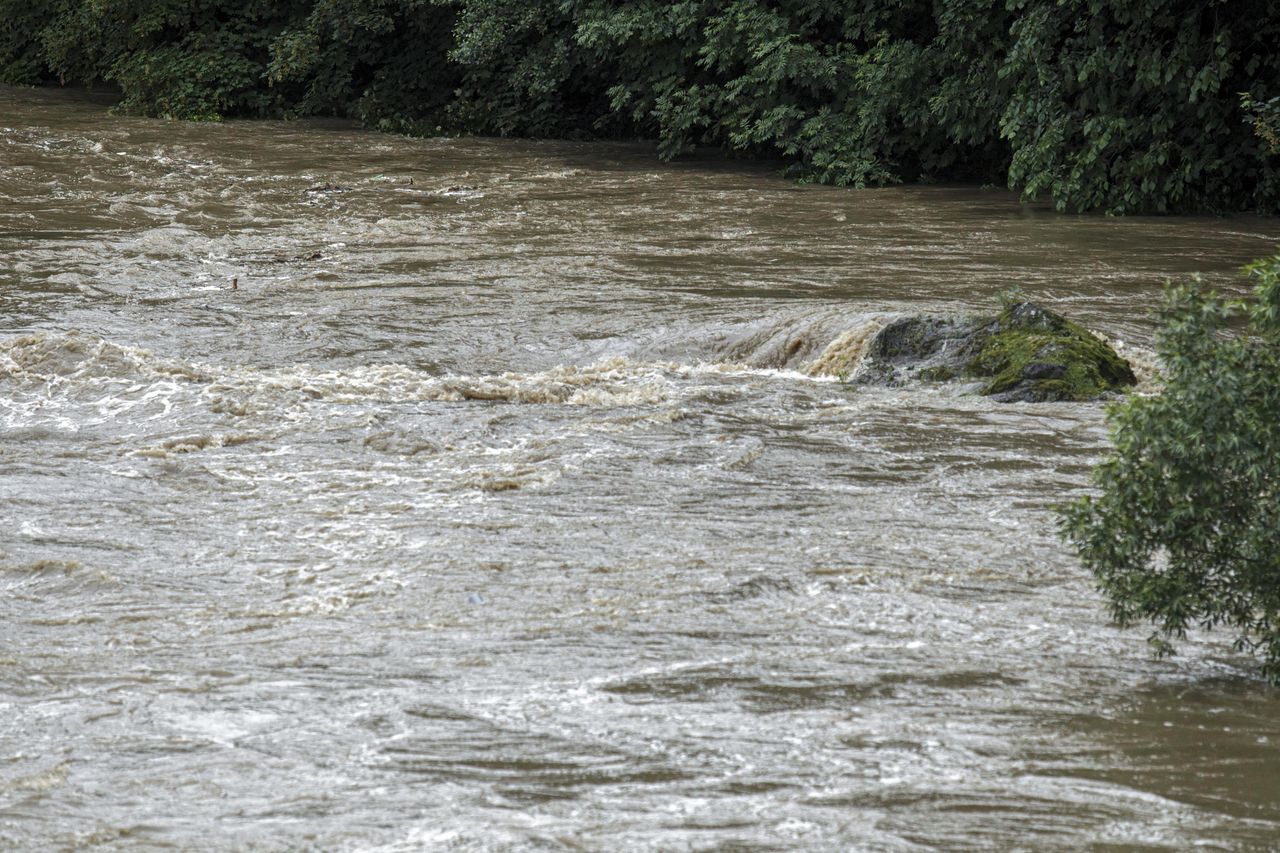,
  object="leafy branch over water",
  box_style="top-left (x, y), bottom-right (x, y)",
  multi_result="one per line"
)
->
top-left (1061, 254), bottom-right (1280, 683)
top-left (2, 0), bottom-right (1277, 213)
